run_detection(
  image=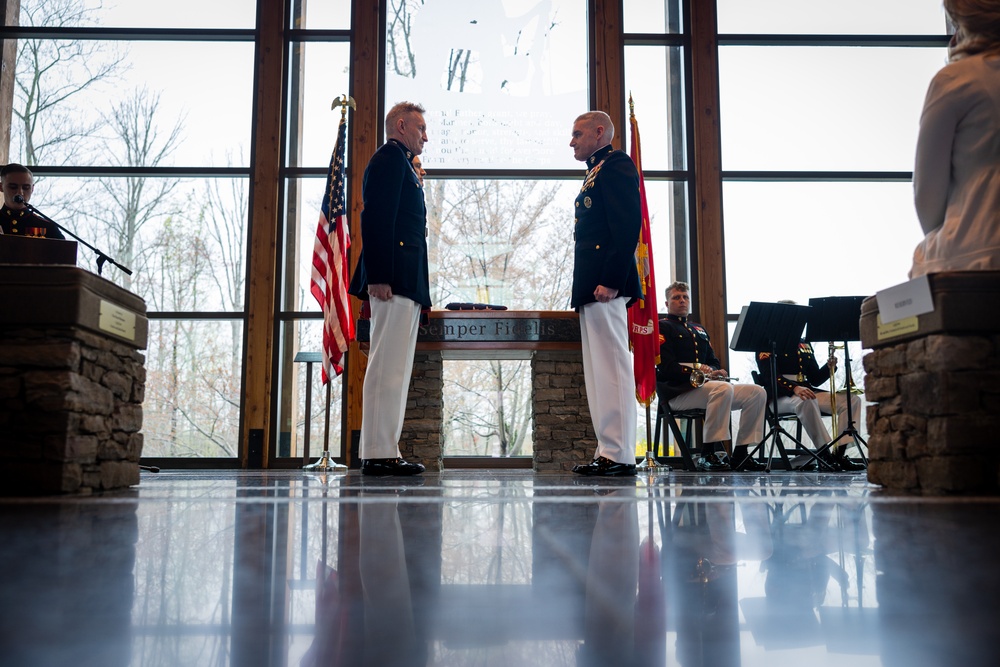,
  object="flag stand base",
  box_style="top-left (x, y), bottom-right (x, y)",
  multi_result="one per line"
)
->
top-left (637, 450), bottom-right (670, 474)
top-left (304, 451), bottom-right (347, 472)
